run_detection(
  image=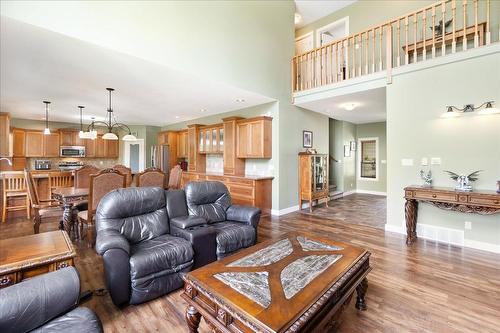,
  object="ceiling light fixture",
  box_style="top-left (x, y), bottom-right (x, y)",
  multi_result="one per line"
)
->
top-left (342, 103), bottom-right (358, 111)
top-left (86, 88), bottom-right (137, 141)
top-left (236, 98), bottom-right (245, 103)
top-left (294, 13), bottom-right (302, 25)
top-left (442, 101), bottom-right (498, 118)
top-left (77, 105), bottom-right (92, 139)
top-left (42, 101), bottom-right (51, 135)
top-left (200, 108), bottom-right (206, 112)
